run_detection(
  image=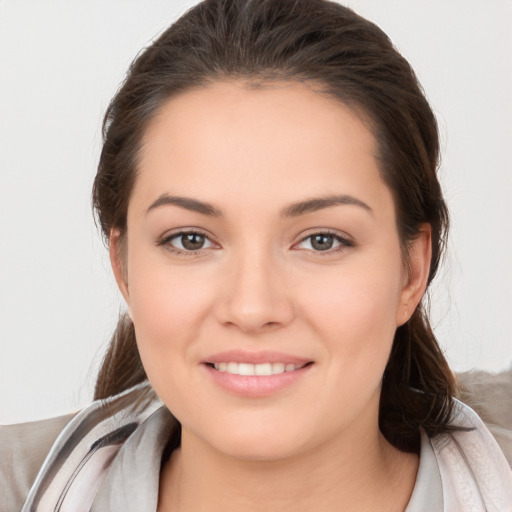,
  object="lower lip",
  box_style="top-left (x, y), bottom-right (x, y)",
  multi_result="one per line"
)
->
top-left (203, 364), bottom-right (313, 397)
